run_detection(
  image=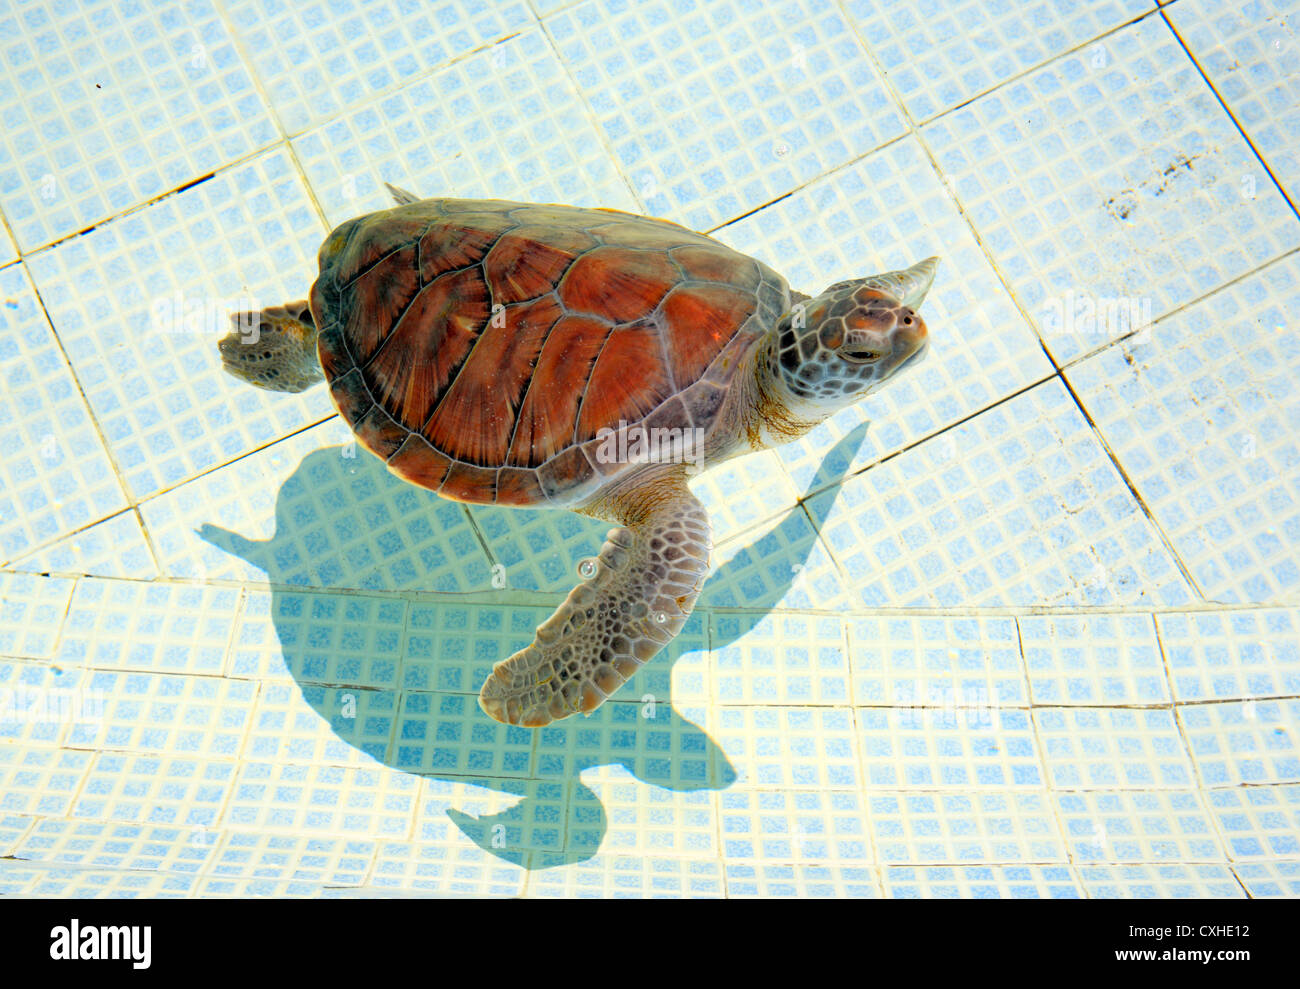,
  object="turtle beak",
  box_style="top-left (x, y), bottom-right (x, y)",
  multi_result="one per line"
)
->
top-left (896, 256), bottom-right (939, 308)
top-left (856, 256), bottom-right (940, 310)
